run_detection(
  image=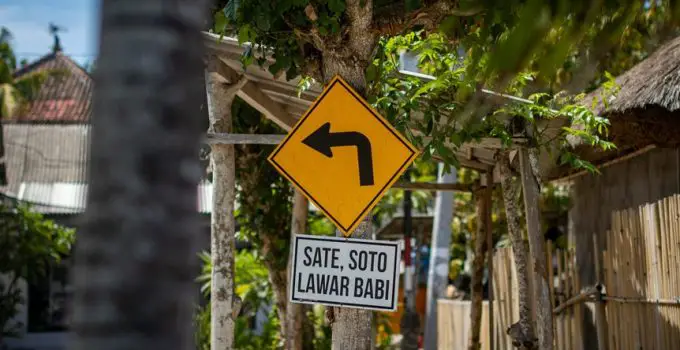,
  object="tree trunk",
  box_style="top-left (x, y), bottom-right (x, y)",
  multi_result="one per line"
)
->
top-left (468, 189), bottom-right (489, 350)
top-left (319, 2), bottom-right (375, 348)
top-left (70, 1), bottom-right (207, 349)
top-left (205, 57), bottom-right (241, 350)
top-left (518, 148), bottom-right (553, 350)
top-left (498, 153), bottom-right (537, 349)
top-left (424, 164), bottom-right (456, 350)
top-left (286, 191), bottom-right (309, 350)
top-left (331, 217), bottom-right (374, 350)
top-left (326, 72), bottom-right (375, 350)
